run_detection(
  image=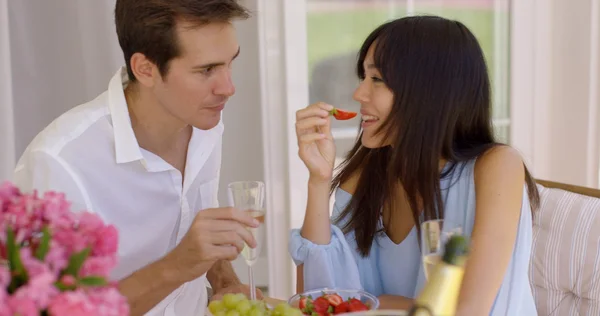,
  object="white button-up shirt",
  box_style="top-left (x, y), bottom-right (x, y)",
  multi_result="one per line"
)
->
top-left (13, 67), bottom-right (223, 315)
